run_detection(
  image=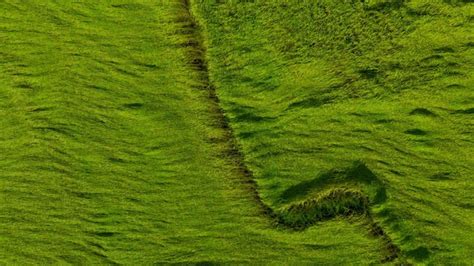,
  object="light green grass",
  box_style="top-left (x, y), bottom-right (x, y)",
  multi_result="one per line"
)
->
top-left (193, 0), bottom-right (474, 264)
top-left (0, 1), bottom-right (391, 264)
